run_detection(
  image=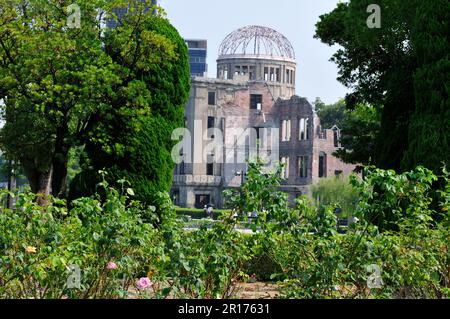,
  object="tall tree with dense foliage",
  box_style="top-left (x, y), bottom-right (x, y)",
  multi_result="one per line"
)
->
top-left (0, 0), bottom-right (190, 204)
top-left (314, 98), bottom-right (380, 167)
top-left (314, 98), bottom-right (347, 129)
top-left (315, 0), bottom-right (449, 173)
top-left (70, 5), bottom-right (190, 206)
top-left (0, 0), bottom-right (117, 201)
top-left (402, 0), bottom-right (450, 172)
top-left (334, 103), bottom-right (381, 167)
